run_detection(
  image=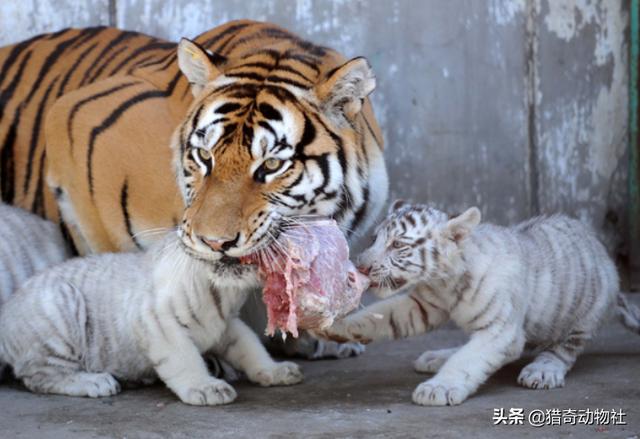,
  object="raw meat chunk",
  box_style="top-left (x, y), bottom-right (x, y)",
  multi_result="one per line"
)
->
top-left (246, 218), bottom-right (369, 337)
